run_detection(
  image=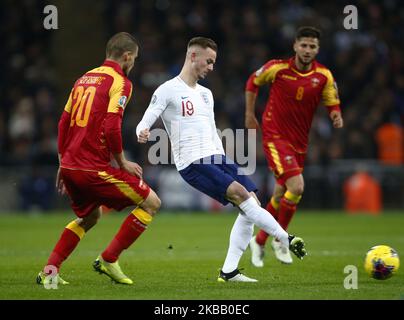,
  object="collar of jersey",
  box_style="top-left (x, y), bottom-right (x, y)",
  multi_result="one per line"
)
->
top-left (289, 57), bottom-right (316, 77)
top-left (177, 76), bottom-right (198, 90)
top-left (102, 60), bottom-right (125, 76)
